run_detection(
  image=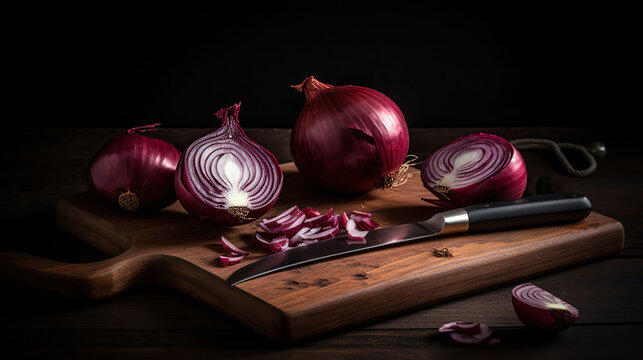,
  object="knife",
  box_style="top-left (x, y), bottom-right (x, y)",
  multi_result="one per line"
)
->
top-left (227, 193), bottom-right (592, 286)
